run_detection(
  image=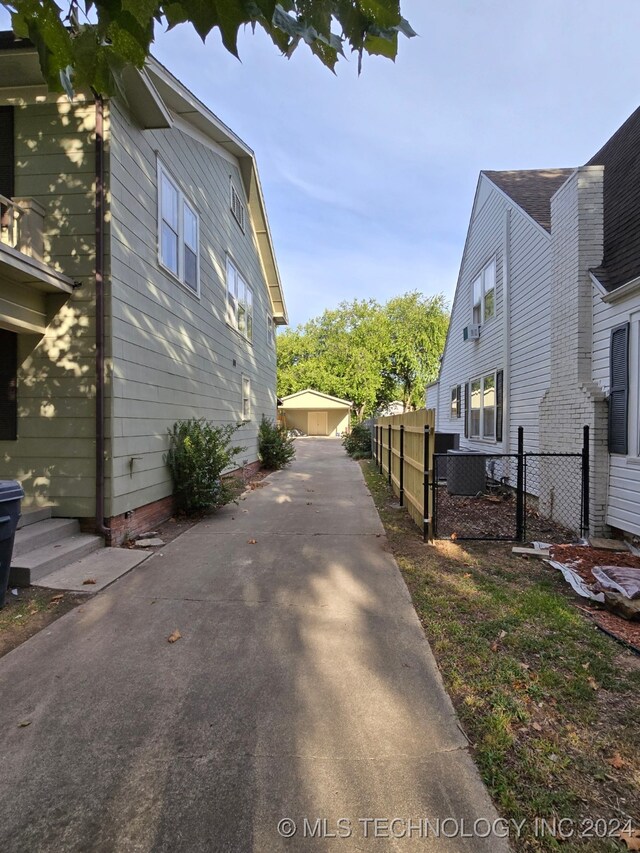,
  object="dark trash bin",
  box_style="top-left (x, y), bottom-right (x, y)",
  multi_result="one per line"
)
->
top-left (0, 481), bottom-right (24, 608)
